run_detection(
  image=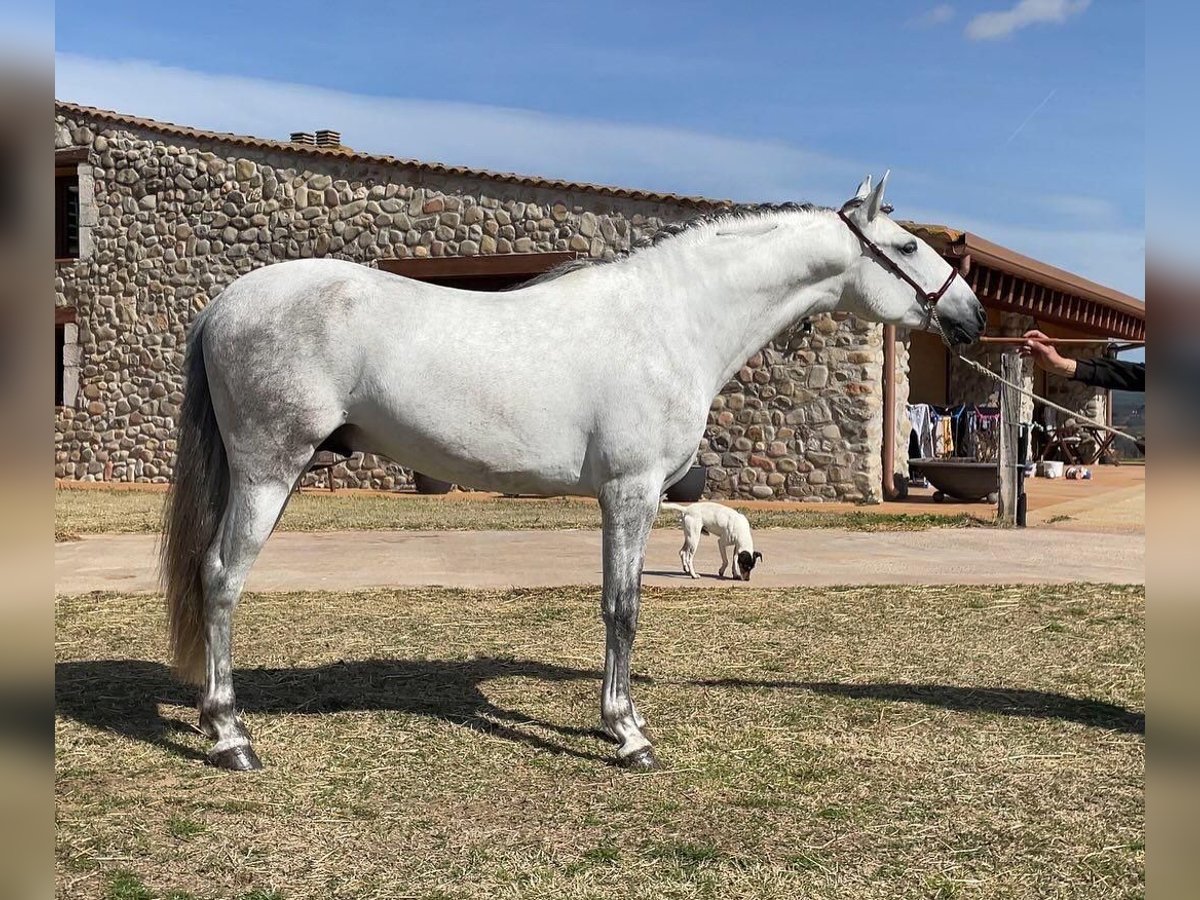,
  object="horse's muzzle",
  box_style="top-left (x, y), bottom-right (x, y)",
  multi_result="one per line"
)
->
top-left (939, 296), bottom-right (987, 346)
